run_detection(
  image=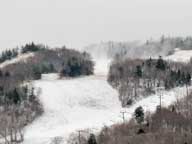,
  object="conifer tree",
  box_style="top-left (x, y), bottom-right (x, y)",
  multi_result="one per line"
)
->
top-left (135, 65), bottom-right (142, 78)
top-left (134, 106), bottom-right (144, 125)
top-left (88, 134), bottom-right (97, 144)
top-left (156, 56), bottom-right (166, 71)
top-left (13, 88), bottom-right (20, 104)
